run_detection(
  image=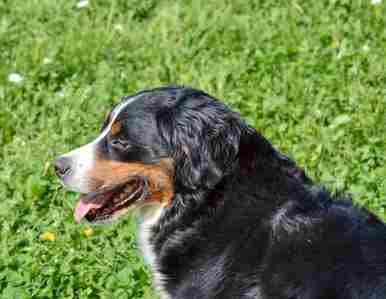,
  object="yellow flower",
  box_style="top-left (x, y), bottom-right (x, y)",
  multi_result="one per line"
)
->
top-left (83, 228), bottom-right (93, 237)
top-left (40, 232), bottom-right (56, 242)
